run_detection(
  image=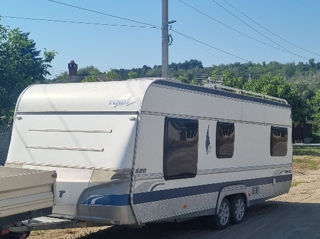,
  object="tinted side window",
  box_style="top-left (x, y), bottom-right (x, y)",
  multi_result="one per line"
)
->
top-left (216, 122), bottom-right (235, 158)
top-left (164, 117), bottom-right (198, 180)
top-left (271, 127), bottom-right (288, 156)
